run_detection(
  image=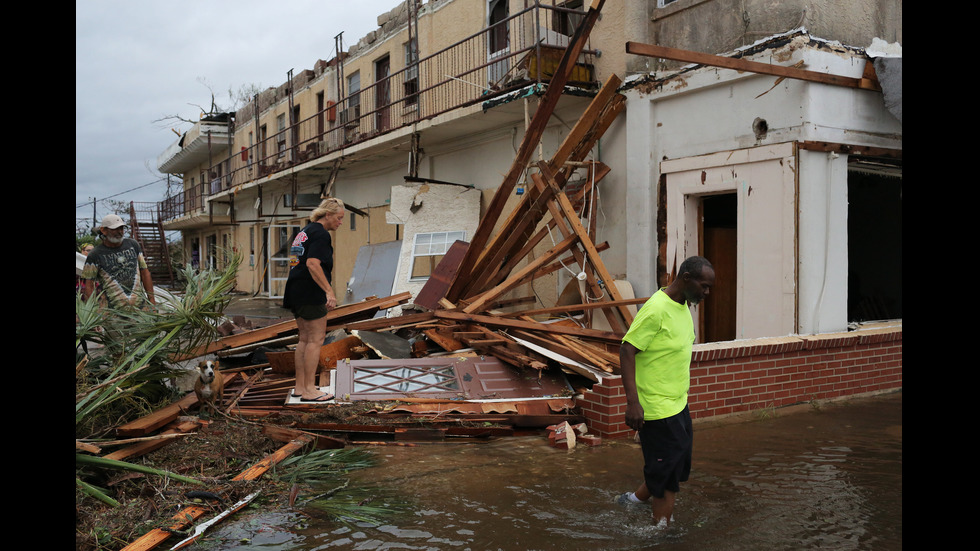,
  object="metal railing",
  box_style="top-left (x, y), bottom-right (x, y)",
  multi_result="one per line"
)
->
top-left (161, 2), bottom-right (596, 222)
